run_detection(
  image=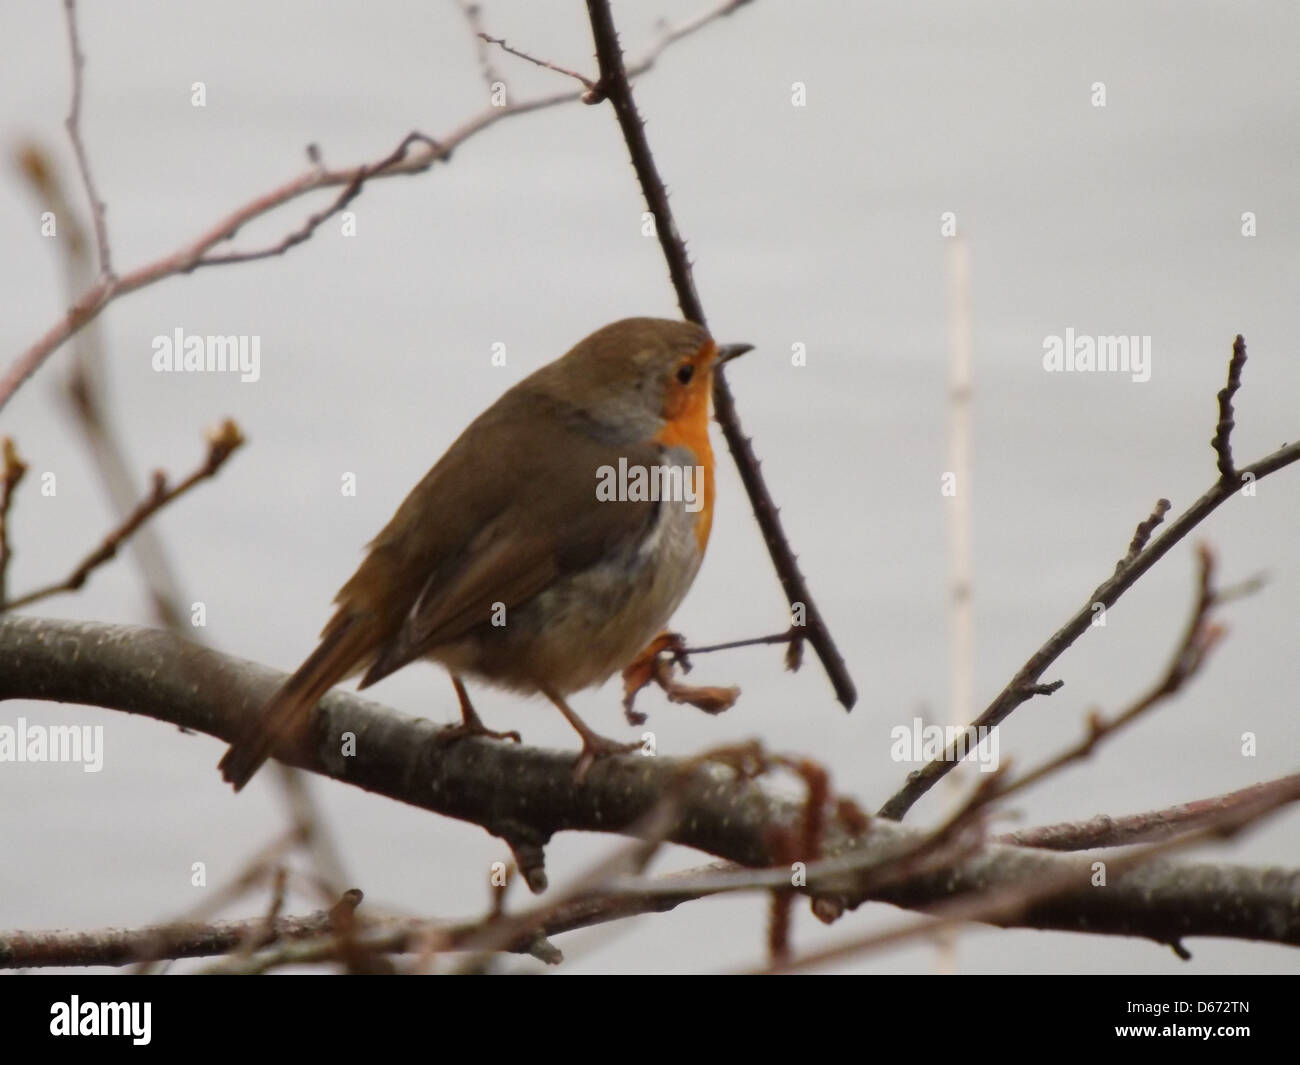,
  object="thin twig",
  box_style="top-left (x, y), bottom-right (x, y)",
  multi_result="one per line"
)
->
top-left (1015, 679), bottom-right (1063, 698)
top-left (1, 420), bottom-right (244, 611)
top-left (988, 545), bottom-right (1227, 806)
top-left (1118, 497), bottom-right (1171, 571)
top-left (458, 3), bottom-right (505, 92)
top-left (16, 141), bottom-right (190, 631)
top-left (880, 337), bottom-right (1292, 820)
top-left (195, 133), bottom-right (441, 266)
top-left (478, 33), bottom-right (595, 90)
top-left (449, 743), bottom-right (826, 969)
top-left (129, 826), bottom-right (331, 974)
top-left (449, 795), bottom-right (683, 972)
top-left (585, 0), bottom-right (857, 711)
top-left (62, 0), bottom-right (112, 279)
top-left (0, 440), bottom-right (28, 605)
top-left (16, 143), bottom-right (375, 904)
top-left (998, 772), bottom-right (1300, 850)
top-left (3, 1), bottom-right (738, 411)
top-left (1211, 334), bottom-right (1247, 481)
top-left (680, 630), bottom-right (797, 655)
